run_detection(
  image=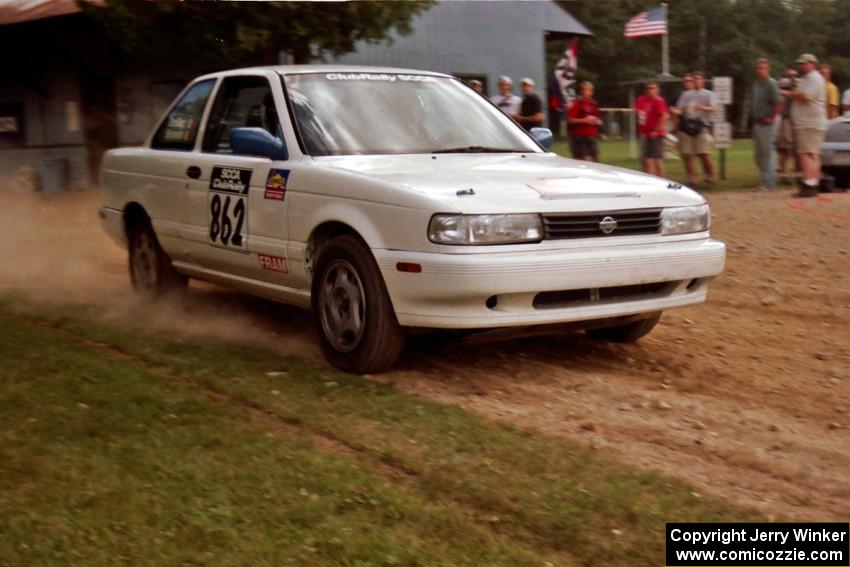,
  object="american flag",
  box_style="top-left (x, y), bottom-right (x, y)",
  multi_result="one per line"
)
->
top-left (624, 7), bottom-right (668, 38)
